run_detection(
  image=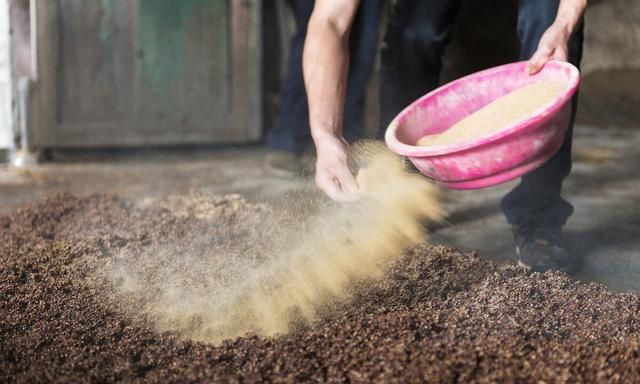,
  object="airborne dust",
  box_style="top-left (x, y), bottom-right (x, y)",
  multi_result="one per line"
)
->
top-left (110, 142), bottom-right (445, 343)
